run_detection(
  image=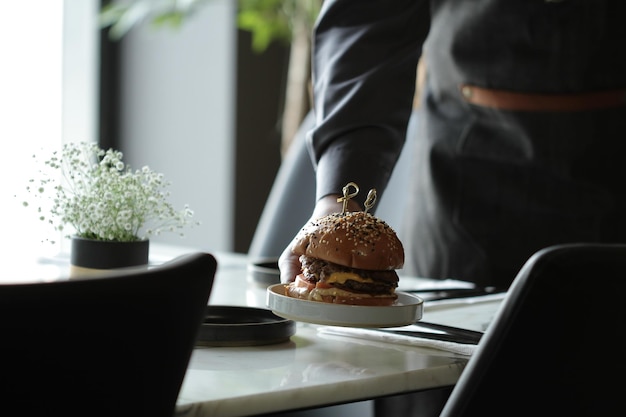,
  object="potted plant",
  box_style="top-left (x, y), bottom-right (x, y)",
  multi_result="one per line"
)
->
top-left (24, 141), bottom-right (196, 275)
